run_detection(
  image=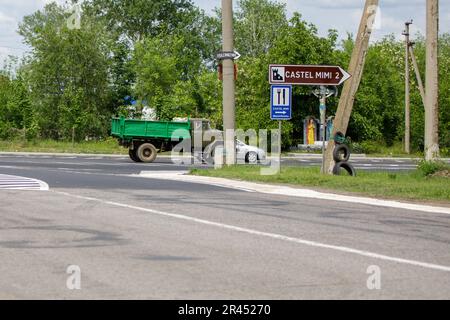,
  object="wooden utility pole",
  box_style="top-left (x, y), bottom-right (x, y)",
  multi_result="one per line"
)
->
top-left (409, 44), bottom-right (426, 108)
top-left (403, 21), bottom-right (412, 154)
top-left (425, 0), bottom-right (440, 161)
top-left (323, 0), bottom-right (379, 174)
top-left (221, 0), bottom-right (236, 165)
